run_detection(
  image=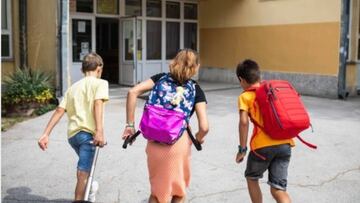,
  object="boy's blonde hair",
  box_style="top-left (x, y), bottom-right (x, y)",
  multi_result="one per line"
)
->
top-left (169, 49), bottom-right (199, 84)
top-left (82, 52), bottom-right (104, 73)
